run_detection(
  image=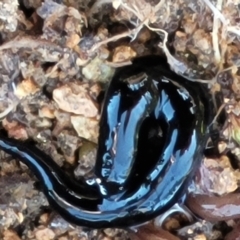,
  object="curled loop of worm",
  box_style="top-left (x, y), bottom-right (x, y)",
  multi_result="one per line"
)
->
top-left (0, 56), bottom-right (212, 228)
